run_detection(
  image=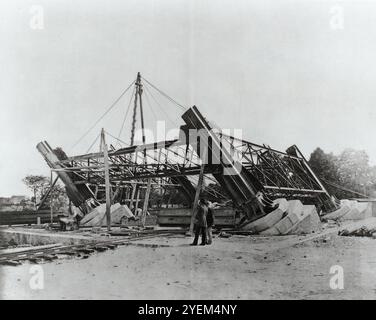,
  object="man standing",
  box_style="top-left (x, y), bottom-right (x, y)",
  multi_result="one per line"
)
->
top-left (190, 198), bottom-right (208, 246)
top-left (206, 201), bottom-right (215, 245)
